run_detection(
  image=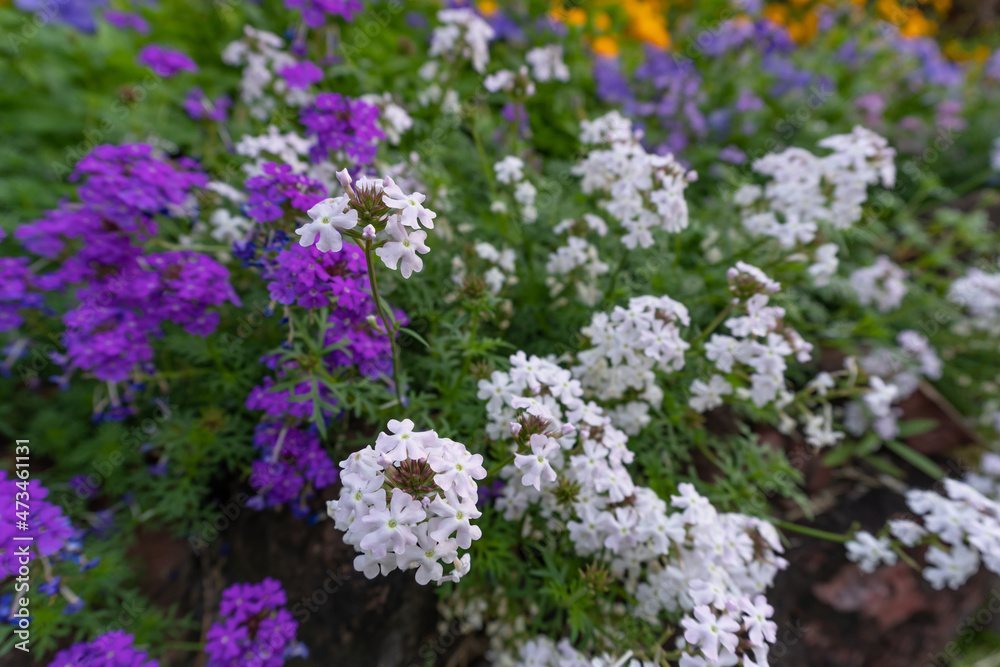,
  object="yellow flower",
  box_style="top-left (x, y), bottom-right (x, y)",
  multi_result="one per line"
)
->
top-left (591, 35), bottom-right (620, 57)
top-left (477, 0), bottom-right (498, 16)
